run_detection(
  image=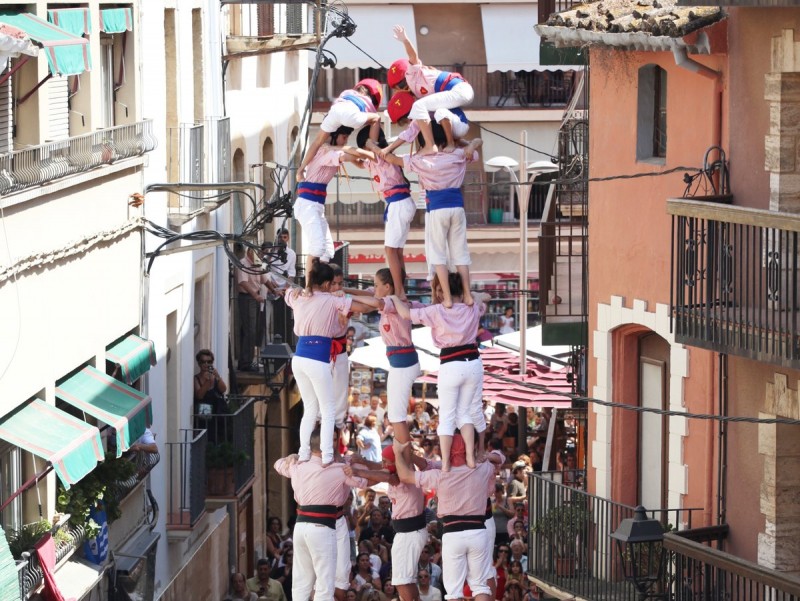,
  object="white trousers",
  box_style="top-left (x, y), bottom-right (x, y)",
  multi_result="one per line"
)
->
top-left (385, 196), bottom-right (417, 248)
top-left (441, 529), bottom-right (492, 600)
top-left (437, 358), bottom-right (486, 437)
top-left (293, 521), bottom-right (338, 601)
top-left (332, 353), bottom-right (350, 428)
top-left (391, 528), bottom-right (428, 585)
top-left (295, 197), bottom-right (335, 261)
top-left (387, 362), bottom-right (421, 423)
top-left (409, 81), bottom-right (474, 121)
top-left (293, 355), bottom-right (335, 462)
top-left (335, 516), bottom-right (350, 590)
top-left (434, 108), bottom-right (470, 140)
top-left (484, 517), bottom-right (497, 579)
top-left (425, 207), bottom-right (470, 267)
